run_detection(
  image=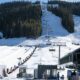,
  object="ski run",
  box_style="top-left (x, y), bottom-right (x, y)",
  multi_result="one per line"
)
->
top-left (0, 3), bottom-right (80, 80)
